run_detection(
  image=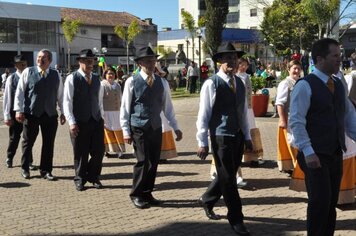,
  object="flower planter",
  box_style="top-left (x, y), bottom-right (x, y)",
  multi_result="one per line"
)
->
top-left (251, 94), bottom-right (269, 117)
